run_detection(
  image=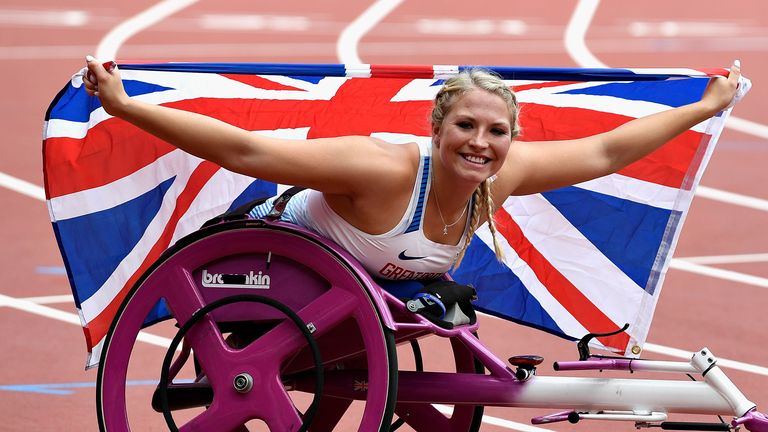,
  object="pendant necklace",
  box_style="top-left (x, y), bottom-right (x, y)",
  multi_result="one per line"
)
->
top-left (432, 185), bottom-right (469, 235)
